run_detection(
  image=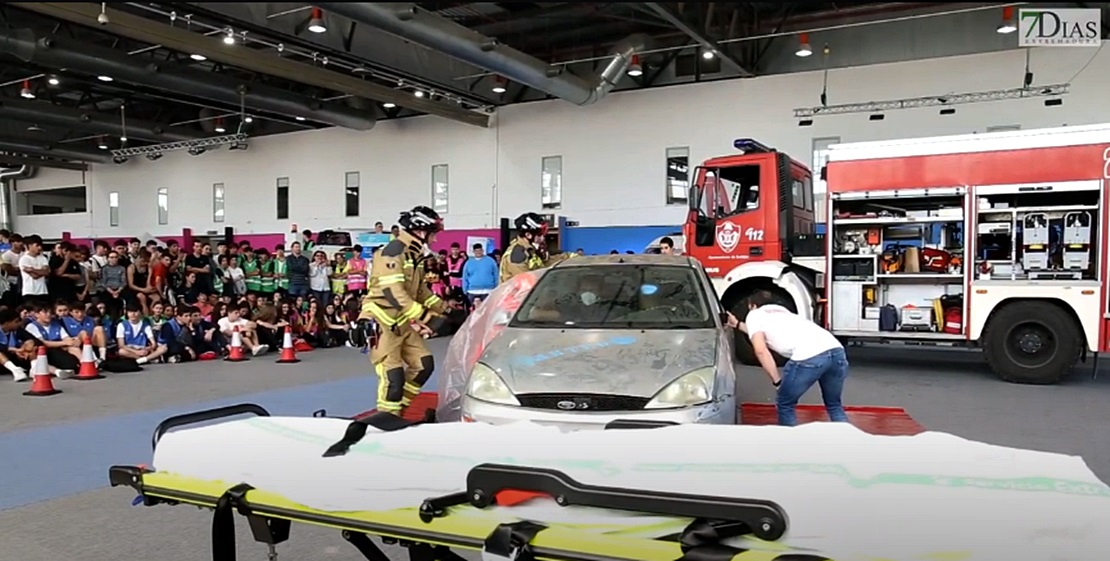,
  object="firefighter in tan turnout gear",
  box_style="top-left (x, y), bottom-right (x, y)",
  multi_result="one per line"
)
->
top-left (359, 206), bottom-right (457, 416)
top-left (500, 212), bottom-right (550, 283)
